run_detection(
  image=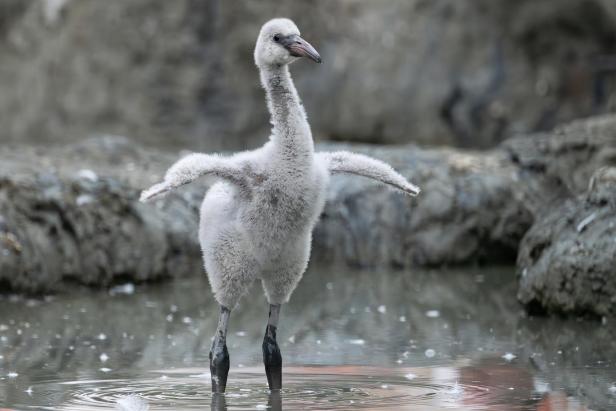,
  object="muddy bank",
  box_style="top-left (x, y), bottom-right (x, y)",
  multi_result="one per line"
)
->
top-left (313, 143), bottom-right (531, 267)
top-left (517, 167), bottom-right (616, 317)
top-left (0, 115), bottom-right (614, 313)
top-left (0, 135), bottom-right (530, 292)
top-left (0, 137), bottom-right (203, 293)
top-left (316, 115), bottom-right (616, 272)
top-left (505, 116), bottom-right (616, 317)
